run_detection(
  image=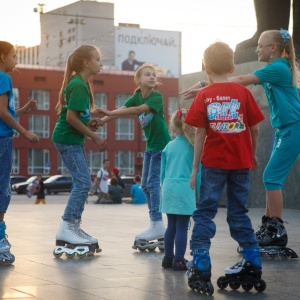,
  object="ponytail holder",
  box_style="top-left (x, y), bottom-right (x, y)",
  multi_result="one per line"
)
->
top-left (69, 53), bottom-right (73, 59)
top-left (176, 108), bottom-right (189, 119)
top-left (279, 28), bottom-right (291, 43)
